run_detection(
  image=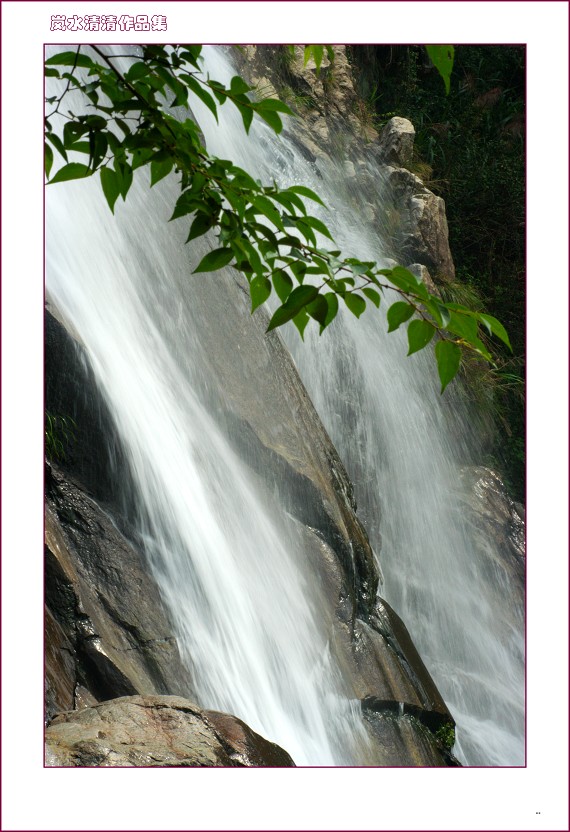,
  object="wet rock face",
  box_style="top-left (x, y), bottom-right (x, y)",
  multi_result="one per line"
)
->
top-left (45, 607), bottom-right (75, 722)
top-left (46, 695), bottom-right (295, 767)
top-left (45, 463), bottom-right (195, 710)
top-left (459, 466), bottom-right (525, 611)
